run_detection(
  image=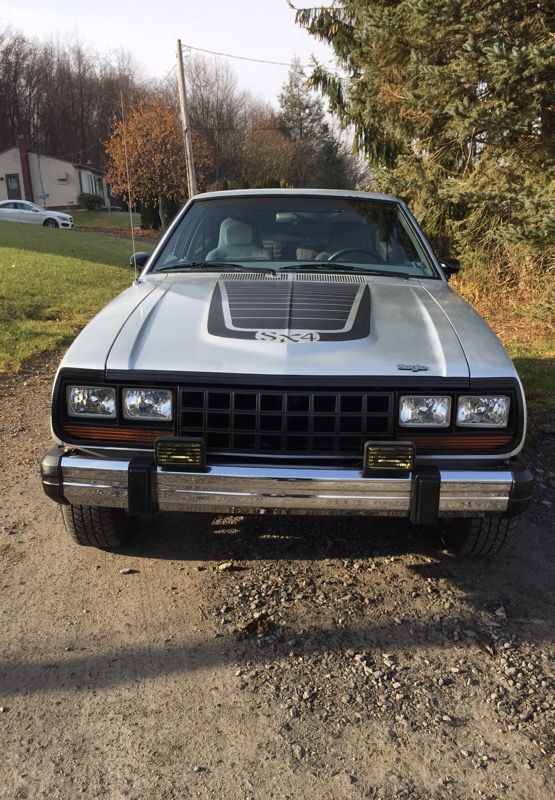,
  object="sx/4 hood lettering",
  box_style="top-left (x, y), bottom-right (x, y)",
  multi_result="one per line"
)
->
top-left (255, 331), bottom-right (320, 342)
